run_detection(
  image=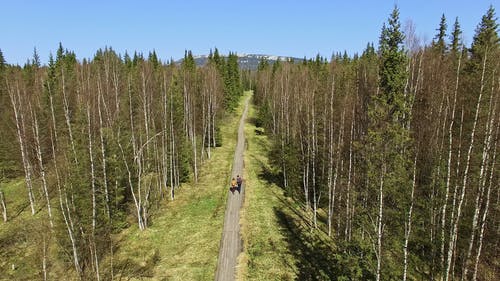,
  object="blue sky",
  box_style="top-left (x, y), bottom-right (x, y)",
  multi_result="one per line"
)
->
top-left (1, 0), bottom-right (497, 65)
